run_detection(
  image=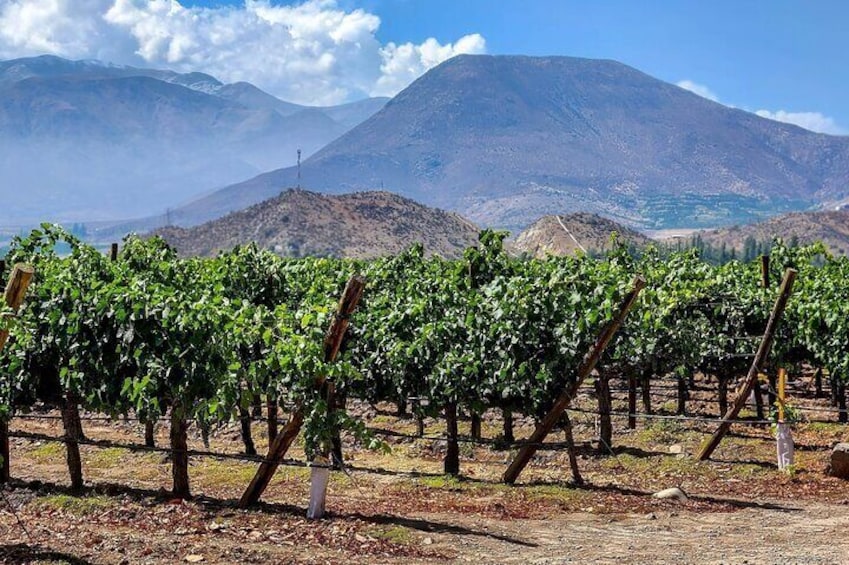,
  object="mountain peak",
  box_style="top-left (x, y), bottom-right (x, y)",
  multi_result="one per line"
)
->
top-left (176, 53), bottom-right (849, 231)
